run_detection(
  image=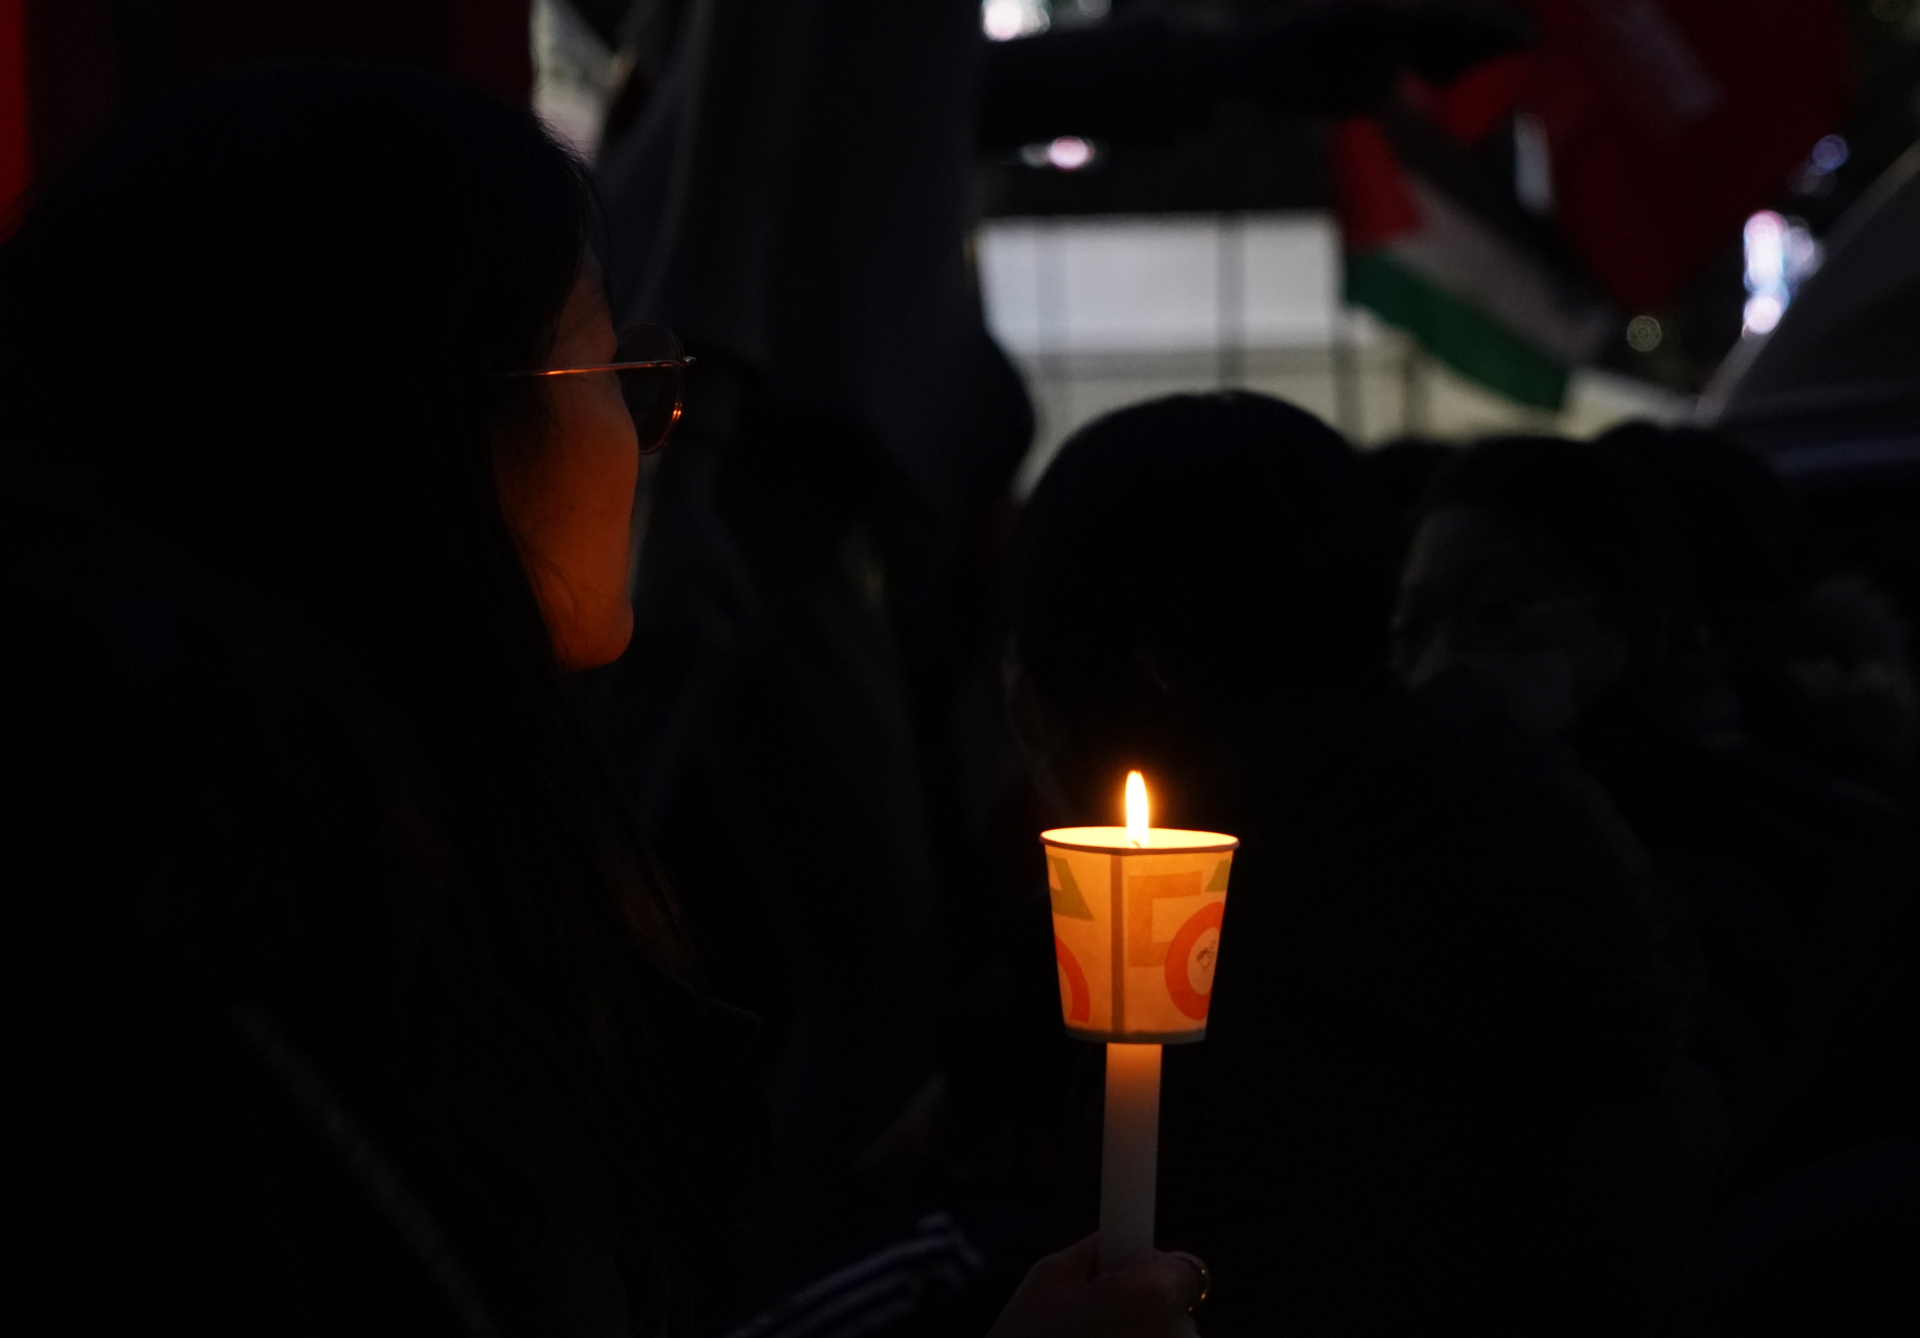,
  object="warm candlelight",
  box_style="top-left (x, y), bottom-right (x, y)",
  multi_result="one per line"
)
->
top-left (1041, 771), bottom-right (1238, 1273)
top-left (1041, 781), bottom-right (1236, 1044)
